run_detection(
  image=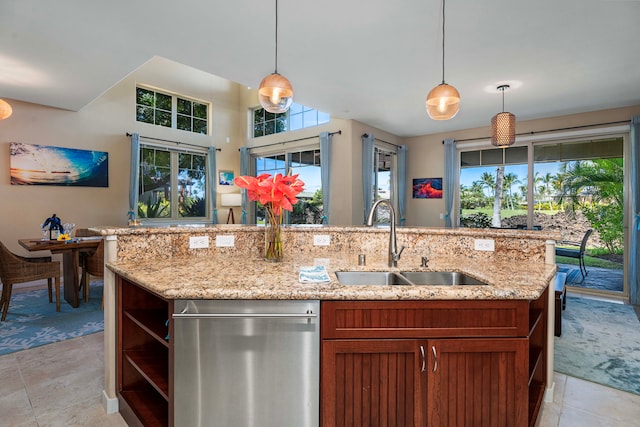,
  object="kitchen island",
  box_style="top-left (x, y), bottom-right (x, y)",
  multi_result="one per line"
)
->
top-left (96, 225), bottom-right (558, 426)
